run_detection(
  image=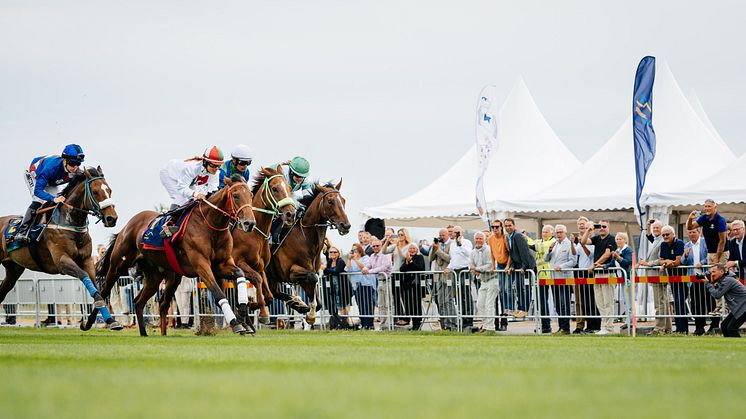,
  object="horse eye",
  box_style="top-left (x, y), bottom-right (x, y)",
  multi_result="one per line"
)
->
top-left (272, 187), bottom-right (278, 193)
